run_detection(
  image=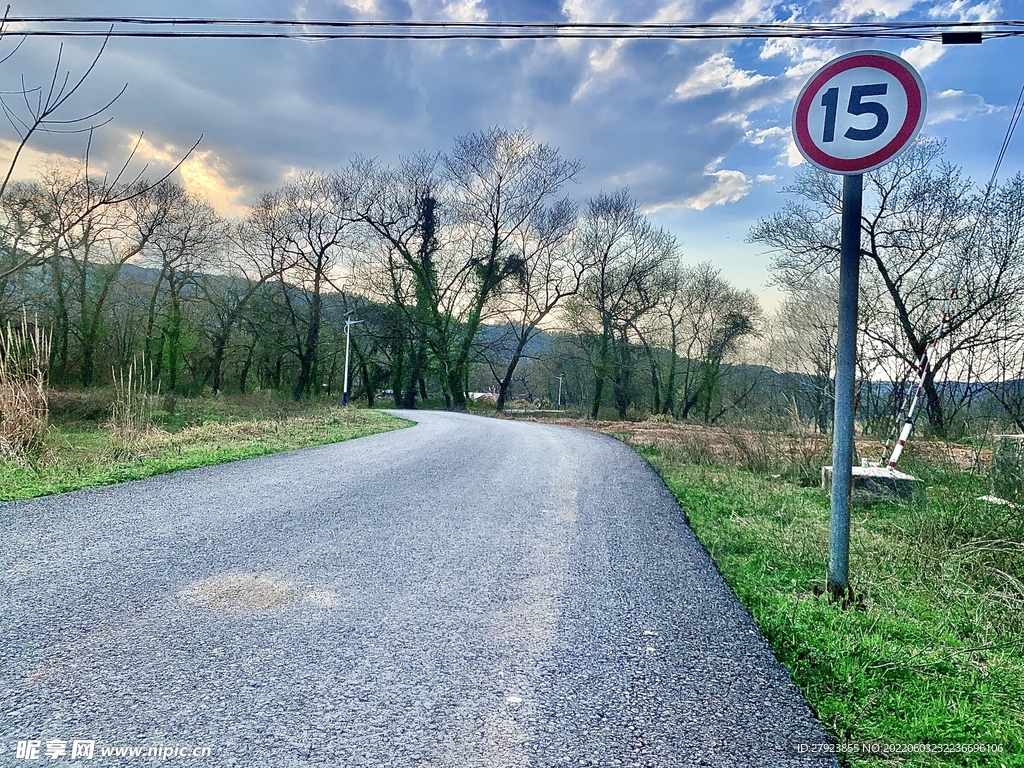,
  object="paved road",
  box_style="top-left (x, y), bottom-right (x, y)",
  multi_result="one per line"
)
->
top-left (2, 411), bottom-right (838, 767)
